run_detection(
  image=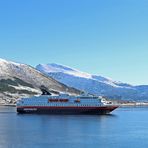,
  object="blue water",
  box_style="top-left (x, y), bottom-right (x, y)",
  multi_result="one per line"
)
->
top-left (0, 106), bottom-right (148, 148)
